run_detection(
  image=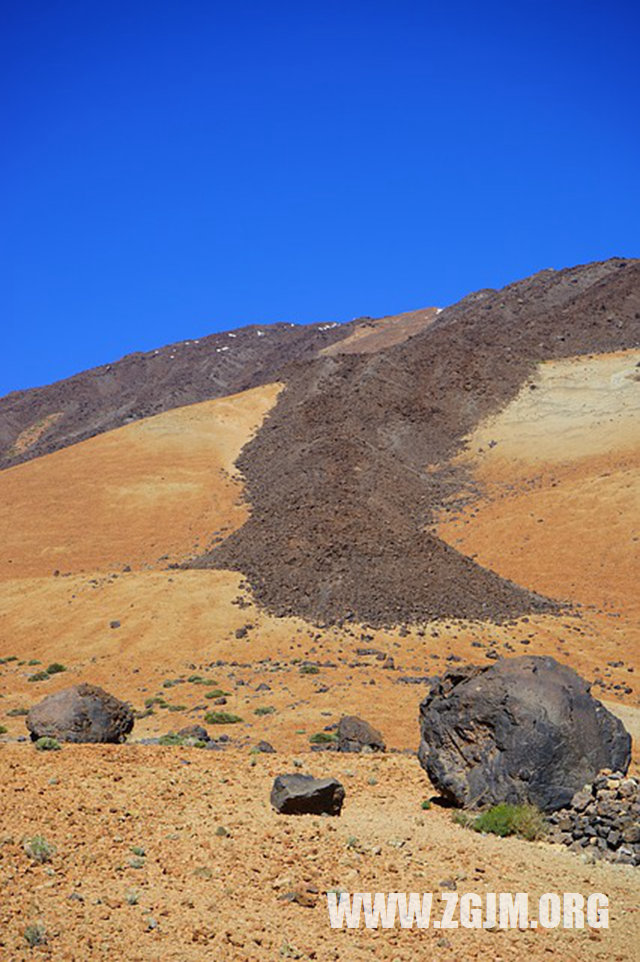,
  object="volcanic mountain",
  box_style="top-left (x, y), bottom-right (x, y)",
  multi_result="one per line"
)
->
top-left (1, 259), bottom-right (639, 960)
top-left (1, 258), bottom-right (638, 632)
